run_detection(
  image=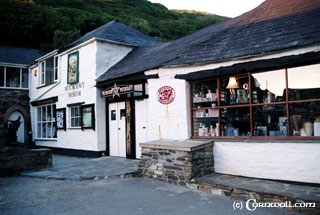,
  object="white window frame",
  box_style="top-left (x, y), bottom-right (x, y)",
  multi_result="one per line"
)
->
top-left (69, 106), bottom-right (81, 128)
top-left (36, 104), bottom-right (57, 140)
top-left (38, 55), bottom-right (58, 86)
top-left (54, 56), bottom-right (59, 81)
top-left (0, 66), bottom-right (28, 89)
